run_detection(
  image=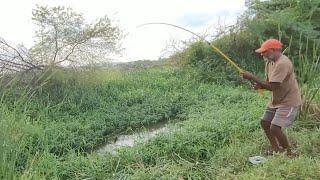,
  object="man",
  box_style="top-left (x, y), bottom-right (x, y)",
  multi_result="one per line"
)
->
top-left (241, 39), bottom-right (302, 156)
